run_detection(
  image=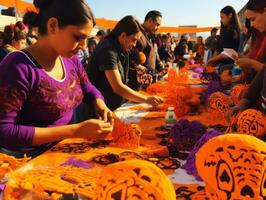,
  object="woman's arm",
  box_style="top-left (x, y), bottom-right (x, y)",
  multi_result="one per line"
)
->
top-left (244, 66), bottom-right (265, 102)
top-left (206, 53), bottom-right (228, 66)
top-left (0, 53), bottom-right (113, 149)
top-left (105, 69), bottom-right (147, 103)
top-left (74, 56), bottom-right (113, 123)
top-left (236, 58), bottom-right (265, 72)
top-left (33, 119), bottom-right (112, 145)
top-left (104, 69), bottom-right (163, 105)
